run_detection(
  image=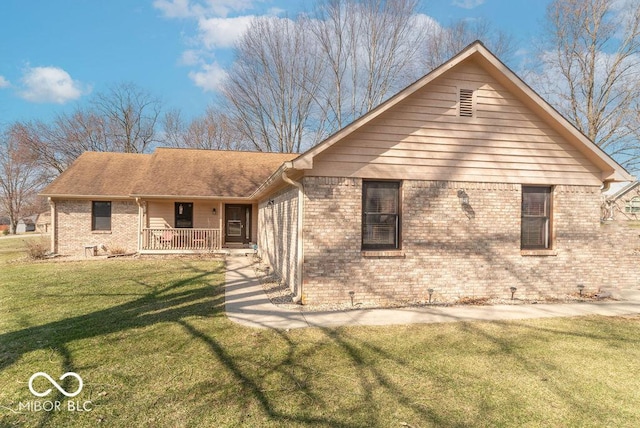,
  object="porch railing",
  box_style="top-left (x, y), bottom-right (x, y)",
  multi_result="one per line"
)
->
top-left (142, 228), bottom-right (221, 251)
